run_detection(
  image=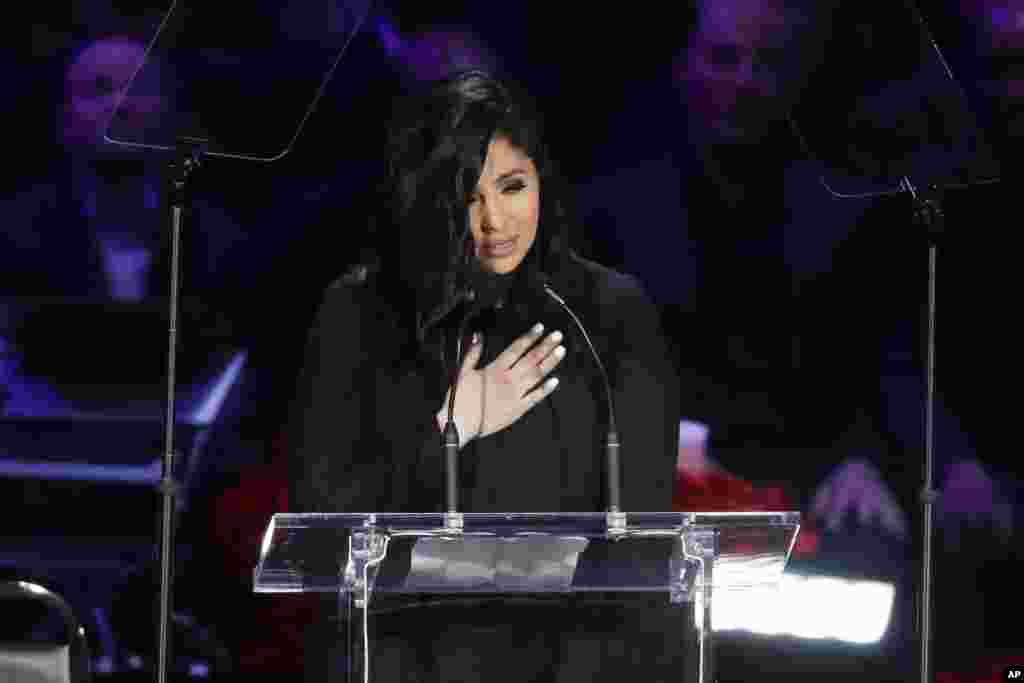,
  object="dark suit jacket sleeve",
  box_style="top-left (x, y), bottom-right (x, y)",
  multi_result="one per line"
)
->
top-left (286, 283), bottom-right (440, 513)
top-left (611, 275), bottom-right (681, 511)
